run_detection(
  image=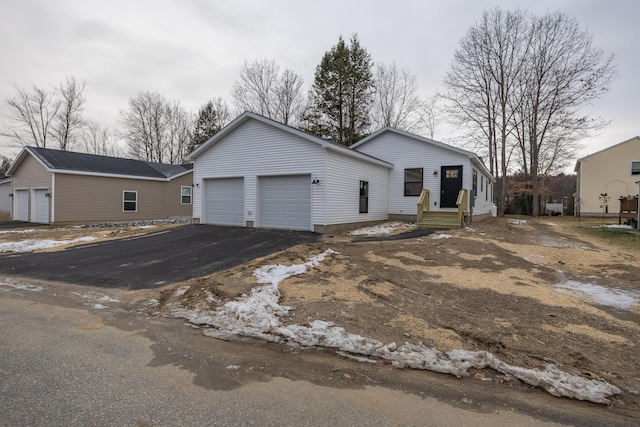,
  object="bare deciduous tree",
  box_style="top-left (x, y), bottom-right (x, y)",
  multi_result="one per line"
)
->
top-left (370, 63), bottom-right (423, 133)
top-left (1, 77), bottom-right (87, 151)
top-left (82, 120), bottom-right (122, 157)
top-left (514, 11), bottom-right (616, 215)
top-left (444, 8), bottom-right (530, 214)
top-left (444, 8), bottom-right (615, 215)
top-left (1, 84), bottom-right (61, 148)
top-left (119, 91), bottom-right (192, 164)
top-left (52, 76), bottom-right (86, 151)
top-left (231, 59), bottom-right (304, 125)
